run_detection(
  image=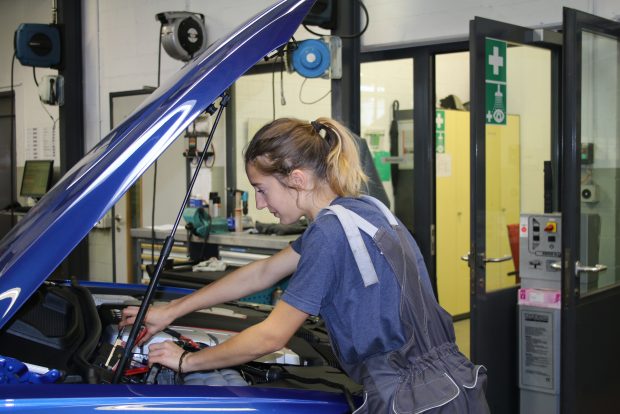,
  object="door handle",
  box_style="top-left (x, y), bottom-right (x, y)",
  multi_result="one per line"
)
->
top-left (549, 261), bottom-right (607, 275)
top-left (460, 253), bottom-right (511, 263)
top-left (575, 261), bottom-right (607, 276)
top-left (483, 255), bottom-right (512, 263)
